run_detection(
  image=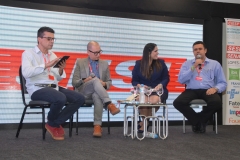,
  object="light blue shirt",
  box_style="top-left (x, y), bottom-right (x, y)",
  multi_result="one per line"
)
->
top-left (88, 57), bottom-right (100, 78)
top-left (178, 57), bottom-right (227, 93)
top-left (21, 46), bottom-right (66, 97)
